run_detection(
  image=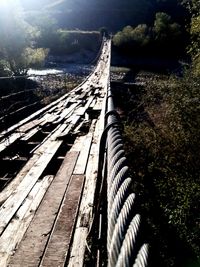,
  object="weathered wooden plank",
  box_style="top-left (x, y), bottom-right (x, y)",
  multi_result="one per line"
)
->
top-left (0, 175), bottom-right (54, 267)
top-left (90, 98), bottom-right (97, 108)
top-left (20, 126), bottom-right (40, 141)
top-left (53, 102), bottom-right (80, 124)
top-left (97, 94), bottom-right (107, 134)
top-left (68, 147), bottom-right (99, 266)
top-left (0, 153), bottom-right (40, 205)
top-left (32, 123), bottom-right (67, 154)
top-left (68, 107), bottom-right (106, 266)
top-left (68, 141), bottom-right (100, 266)
top-left (74, 96), bottom-right (95, 116)
top-left (0, 140), bottom-right (62, 235)
top-left (67, 228), bottom-right (88, 267)
top-left (17, 118), bottom-right (43, 133)
top-left (73, 134), bottom-right (93, 175)
top-left (70, 135), bottom-right (85, 152)
top-left (40, 174), bottom-right (85, 267)
top-left (65, 114), bottom-right (80, 127)
top-left (93, 98), bottom-right (103, 111)
top-left (0, 133), bottom-right (23, 153)
top-left (9, 151), bottom-right (79, 267)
